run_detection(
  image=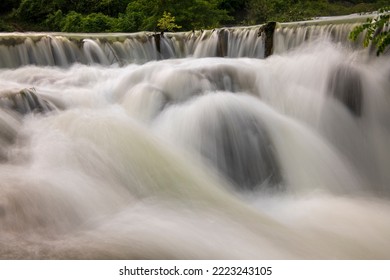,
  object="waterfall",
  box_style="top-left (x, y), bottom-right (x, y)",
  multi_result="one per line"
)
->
top-left (0, 14), bottom-right (390, 259)
top-left (0, 27), bottom-right (266, 68)
top-left (273, 15), bottom-right (370, 53)
top-left (0, 14), bottom-right (380, 69)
